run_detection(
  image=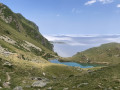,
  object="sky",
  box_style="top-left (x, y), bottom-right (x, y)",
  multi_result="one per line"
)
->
top-left (0, 0), bottom-right (120, 35)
